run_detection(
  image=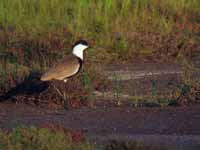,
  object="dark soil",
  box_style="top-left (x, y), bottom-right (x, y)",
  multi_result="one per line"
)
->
top-left (0, 61), bottom-right (200, 149)
top-left (0, 102), bottom-right (200, 135)
top-left (0, 102), bottom-right (200, 149)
